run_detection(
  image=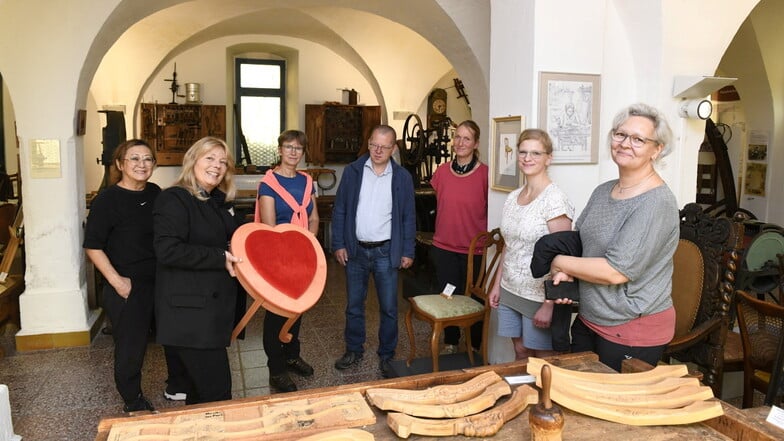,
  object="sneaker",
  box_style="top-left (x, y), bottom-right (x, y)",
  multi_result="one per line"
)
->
top-left (334, 351), bottom-right (363, 370)
top-left (379, 358), bottom-right (393, 378)
top-left (286, 357), bottom-right (314, 377)
top-left (441, 344), bottom-right (458, 355)
top-left (269, 373), bottom-right (297, 393)
top-left (163, 390), bottom-right (187, 401)
top-left (123, 394), bottom-right (155, 413)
